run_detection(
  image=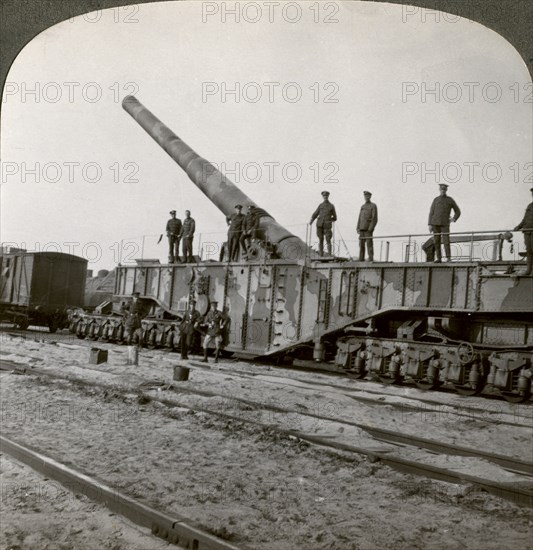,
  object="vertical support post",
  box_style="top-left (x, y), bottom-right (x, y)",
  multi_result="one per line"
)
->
top-left (469, 232), bottom-right (474, 261)
top-left (385, 241), bottom-right (390, 262)
top-left (404, 236), bottom-right (412, 263)
top-left (141, 235), bottom-right (145, 261)
top-left (127, 345), bottom-right (139, 365)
